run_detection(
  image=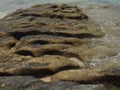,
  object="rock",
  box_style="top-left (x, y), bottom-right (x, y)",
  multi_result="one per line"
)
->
top-left (0, 3), bottom-right (104, 58)
top-left (51, 68), bottom-right (104, 82)
top-left (1, 3), bottom-right (119, 90)
top-left (51, 66), bottom-right (120, 86)
top-left (0, 51), bottom-right (83, 77)
top-left (101, 66), bottom-right (120, 86)
top-left (0, 3), bottom-right (104, 62)
top-left (0, 76), bottom-right (106, 90)
top-left (15, 35), bottom-right (88, 49)
top-left (4, 3), bottom-right (88, 20)
top-left (1, 3), bottom-right (101, 78)
top-left (0, 36), bottom-right (17, 50)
